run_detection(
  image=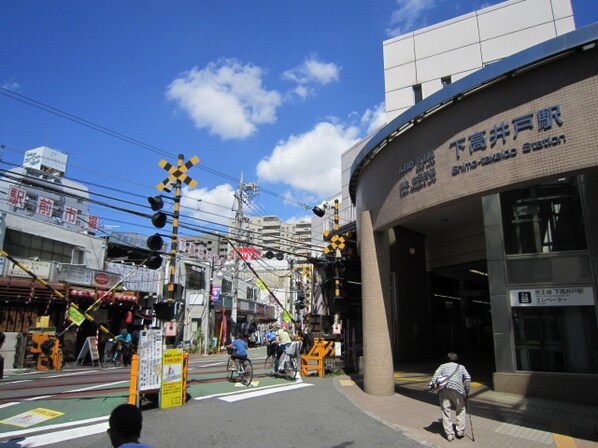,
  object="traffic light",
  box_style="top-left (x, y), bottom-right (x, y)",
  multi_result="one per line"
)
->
top-left (145, 252), bottom-right (163, 270)
top-left (148, 196), bottom-right (167, 228)
top-left (146, 196), bottom-right (168, 269)
top-left (154, 301), bottom-right (175, 320)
